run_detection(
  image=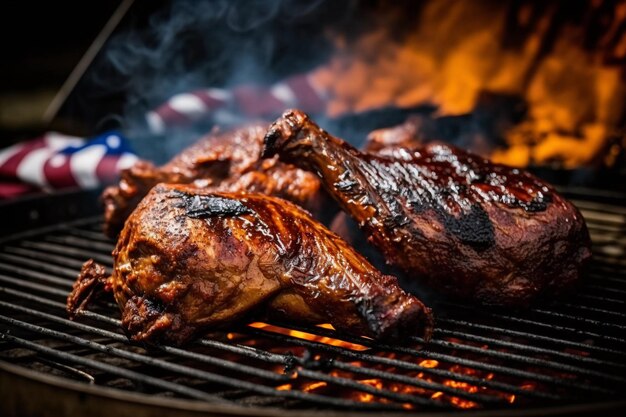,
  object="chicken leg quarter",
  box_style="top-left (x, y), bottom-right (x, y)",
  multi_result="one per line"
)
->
top-left (69, 183), bottom-right (432, 345)
top-left (262, 110), bottom-right (592, 306)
